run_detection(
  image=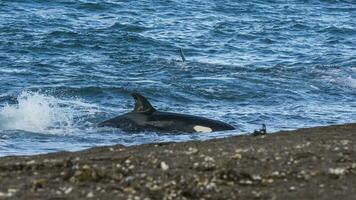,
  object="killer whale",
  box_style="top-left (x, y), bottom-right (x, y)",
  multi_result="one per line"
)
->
top-left (98, 93), bottom-right (235, 133)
